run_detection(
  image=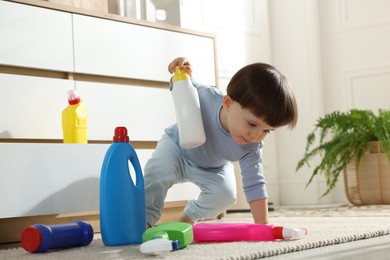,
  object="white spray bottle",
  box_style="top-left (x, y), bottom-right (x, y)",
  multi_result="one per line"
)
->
top-left (171, 66), bottom-right (206, 148)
